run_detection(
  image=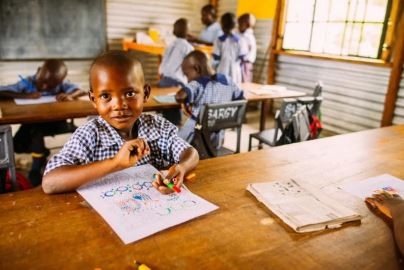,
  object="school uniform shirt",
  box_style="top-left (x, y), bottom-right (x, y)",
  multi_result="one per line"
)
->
top-left (239, 28), bottom-right (257, 63)
top-left (159, 38), bottom-right (194, 84)
top-left (44, 114), bottom-right (191, 175)
top-left (212, 34), bottom-right (248, 84)
top-left (199, 22), bottom-right (223, 44)
top-left (178, 74), bottom-right (244, 148)
top-left (0, 74), bottom-right (79, 95)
